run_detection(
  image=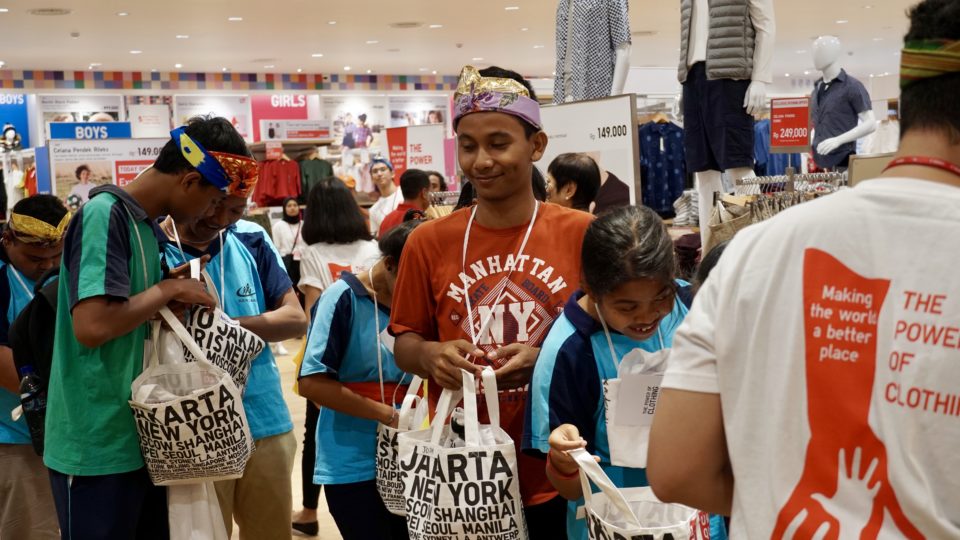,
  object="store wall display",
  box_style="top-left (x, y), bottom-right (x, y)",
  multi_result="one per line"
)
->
top-left (322, 96), bottom-right (388, 150)
top-left (385, 124), bottom-right (447, 179)
top-left (127, 104), bottom-right (173, 139)
top-left (251, 94), bottom-right (318, 141)
top-left (540, 94), bottom-right (641, 212)
top-left (678, 0), bottom-right (775, 248)
top-left (174, 95), bottom-right (253, 141)
top-left (809, 36), bottom-right (877, 170)
top-left (38, 94), bottom-right (123, 125)
top-left (387, 96), bottom-right (449, 128)
top-left (0, 70), bottom-right (457, 92)
top-left (49, 139), bottom-right (165, 203)
top-left (0, 94), bottom-right (31, 148)
top-left (553, 0), bottom-right (632, 103)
